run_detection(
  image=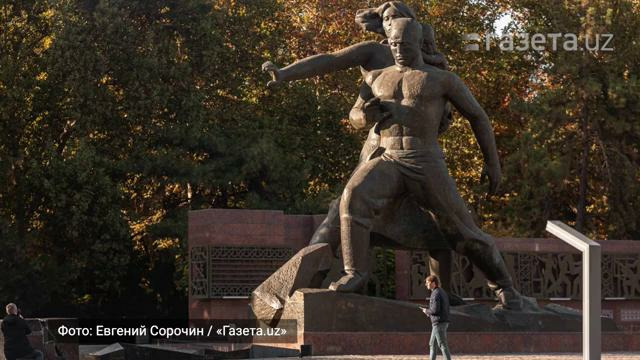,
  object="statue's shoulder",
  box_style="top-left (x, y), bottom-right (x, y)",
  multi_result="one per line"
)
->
top-left (418, 63), bottom-right (447, 75)
top-left (420, 65), bottom-right (461, 84)
top-left (360, 40), bottom-right (386, 48)
top-left (364, 66), bottom-right (392, 86)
